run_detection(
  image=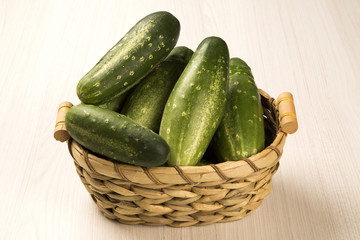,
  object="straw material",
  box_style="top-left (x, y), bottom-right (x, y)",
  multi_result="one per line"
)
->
top-left (66, 89), bottom-right (287, 227)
